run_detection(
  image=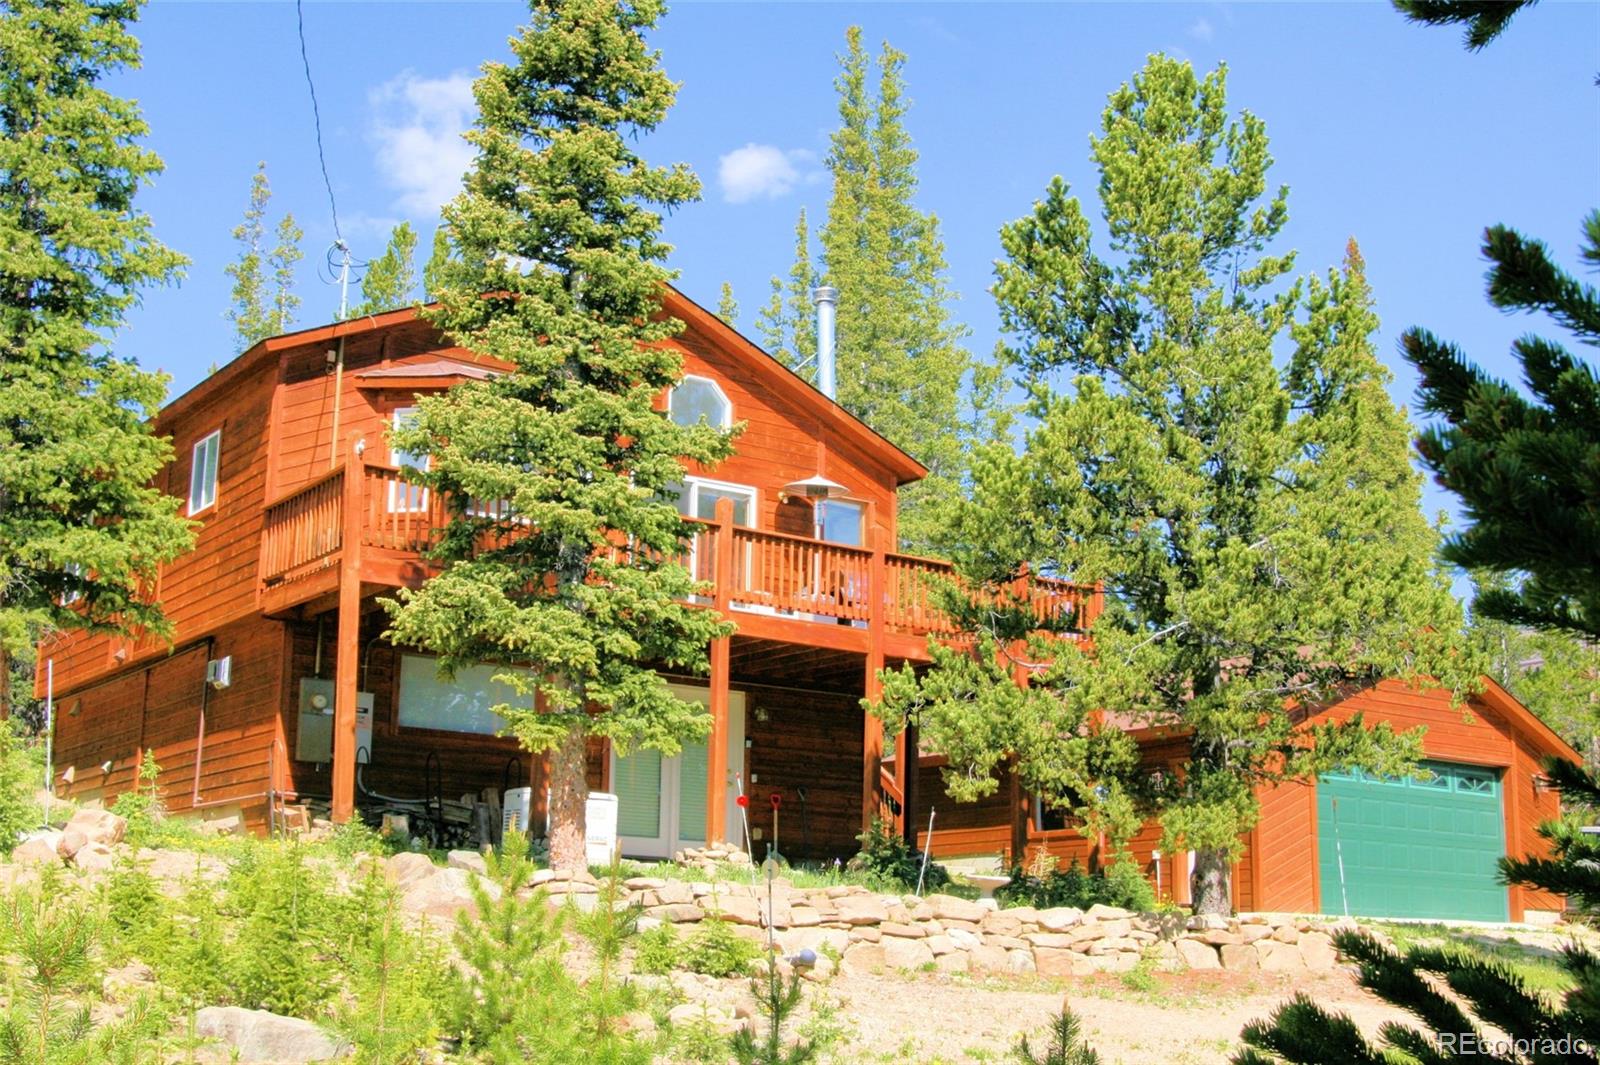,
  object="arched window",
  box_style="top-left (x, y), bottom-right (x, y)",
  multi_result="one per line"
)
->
top-left (668, 375), bottom-right (732, 429)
